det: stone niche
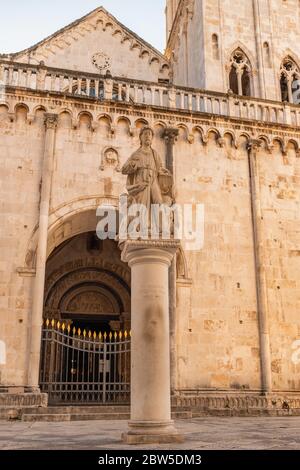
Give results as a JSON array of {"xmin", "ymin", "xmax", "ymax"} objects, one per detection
[{"xmin": 100, "ymin": 147, "xmax": 121, "ymax": 171}]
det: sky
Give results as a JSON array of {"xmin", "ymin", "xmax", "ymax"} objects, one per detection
[{"xmin": 0, "ymin": 0, "xmax": 166, "ymax": 54}]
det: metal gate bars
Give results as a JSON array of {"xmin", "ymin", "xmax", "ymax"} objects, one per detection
[{"xmin": 39, "ymin": 320, "xmax": 131, "ymax": 405}]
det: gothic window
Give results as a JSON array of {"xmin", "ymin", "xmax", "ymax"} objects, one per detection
[
  {"xmin": 280, "ymin": 57, "xmax": 300, "ymax": 104},
  {"xmin": 212, "ymin": 34, "xmax": 220, "ymax": 60},
  {"xmin": 229, "ymin": 49, "xmax": 252, "ymax": 96}
]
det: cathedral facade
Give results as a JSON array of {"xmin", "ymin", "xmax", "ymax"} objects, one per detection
[{"xmin": 1, "ymin": 0, "xmax": 300, "ymax": 416}]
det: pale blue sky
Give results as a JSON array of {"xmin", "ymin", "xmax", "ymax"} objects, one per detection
[{"xmin": 0, "ymin": 0, "xmax": 166, "ymax": 54}]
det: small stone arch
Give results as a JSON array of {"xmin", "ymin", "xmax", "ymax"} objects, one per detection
[
  {"xmin": 258, "ymin": 135, "xmax": 271, "ymax": 152},
  {"xmin": 272, "ymin": 137, "xmax": 286, "ymax": 155},
  {"xmin": 205, "ymin": 128, "xmax": 221, "ymax": 146},
  {"xmin": 176, "ymin": 123, "xmax": 189, "ymax": 142},
  {"xmin": 78, "ymin": 111, "xmax": 93, "ymax": 130},
  {"xmin": 135, "ymin": 118, "xmax": 149, "ymax": 129},
  {"xmin": 97, "ymin": 114, "xmax": 112, "ymax": 136},
  {"xmin": 33, "ymin": 106, "xmax": 47, "ymax": 125},
  {"xmin": 116, "ymin": 116, "xmax": 131, "ymax": 136},
  {"xmin": 14, "ymin": 102, "xmax": 29, "ymax": 113},
  {"xmin": 15, "ymin": 104, "xmax": 28, "ymax": 124},
  {"xmin": 287, "ymin": 139, "xmax": 299, "ymax": 153},
  {"xmin": 191, "ymin": 126, "xmax": 205, "ymax": 144},
  {"xmin": 223, "ymin": 131, "xmax": 237, "ymax": 148},
  {"xmin": 58, "ymin": 109, "xmax": 72, "ymax": 128},
  {"xmin": 153, "ymin": 121, "xmax": 166, "ymax": 138}
]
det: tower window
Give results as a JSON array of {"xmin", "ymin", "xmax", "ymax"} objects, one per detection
[
  {"xmin": 212, "ymin": 34, "xmax": 220, "ymax": 60},
  {"xmin": 229, "ymin": 49, "xmax": 252, "ymax": 96},
  {"xmin": 280, "ymin": 57, "xmax": 300, "ymax": 104}
]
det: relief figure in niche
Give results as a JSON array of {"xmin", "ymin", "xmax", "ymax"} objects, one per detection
[{"xmin": 100, "ymin": 147, "xmax": 121, "ymax": 171}]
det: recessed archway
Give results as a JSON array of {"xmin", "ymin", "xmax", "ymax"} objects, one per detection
[{"xmin": 39, "ymin": 208, "xmax": 131, "ymax": 405}]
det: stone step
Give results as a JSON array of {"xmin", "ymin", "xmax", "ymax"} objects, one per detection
[
  {"xmin": 22, "ymin": 412, "xmax": 131, "ymax": 422},
  {"xmin": 23, "ymin": 414, "xmax": 71, "ymax": 422},
  {"xmin": 23, "ymin": 405, "xmax": 130, "ymax": 415},
  {"xmin": 21, "ymin": 409, "xmax": 191, "ymax": 422}
]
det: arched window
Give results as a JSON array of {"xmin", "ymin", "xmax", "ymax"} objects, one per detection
[
  {"xmin": 212, "ymin": 34, "xmax": 220, "ymax": 60},
  {"xmin": 263, "ymin": 42, "xmax": 271, "ymax": 68},
  {"xmin": 280, "ymin": 57, "xmax": 300, "ymax": 104},
  {"xmin": 229, "ymin": 49, "xmax": 252, "ymax": 96}
]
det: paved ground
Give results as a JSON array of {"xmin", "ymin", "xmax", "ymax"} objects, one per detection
[{"xmin": 0, "ymin": 417, "xmax": 300, "ymax": 450}]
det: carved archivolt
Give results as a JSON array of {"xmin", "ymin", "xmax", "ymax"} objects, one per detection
[
  {"xmin": 60, "ymin": 286, "xmax": 120, "ymax": 315},
  {"xmin": 44, "ymin": 263, "xmax": 131, "ymax": 317}
]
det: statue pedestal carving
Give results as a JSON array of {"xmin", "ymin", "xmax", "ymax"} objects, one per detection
[{"xmin": 120, "ymin": 240, "xmax": 183, "ymax": 445}]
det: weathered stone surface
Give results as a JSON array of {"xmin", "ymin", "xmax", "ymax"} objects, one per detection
[
  {"xmin": 0, "ymin": 2, "xmax": 300, "ymax": 404},
  {"xmin": 1, "ymin": 417, "xmax": 300, "ymax": 450}
]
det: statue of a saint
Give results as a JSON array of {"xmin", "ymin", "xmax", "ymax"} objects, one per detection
[{"xmin": 122, "ymin": 127, "xmax": 173, "ymax": 211}]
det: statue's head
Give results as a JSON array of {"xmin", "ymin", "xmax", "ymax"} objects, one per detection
[{"xmin": 139, "ymin": 127, "xmax": 154, "ymax": 147}]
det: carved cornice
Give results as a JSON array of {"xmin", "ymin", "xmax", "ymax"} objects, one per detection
[{"xmin": 3, "ymin": 87, "xmax": 300, "ymax": 147}]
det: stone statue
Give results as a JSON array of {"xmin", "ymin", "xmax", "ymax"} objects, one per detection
[{"xmin": 122, "ymin": 127, "xmax": 174, "ymax": 211}]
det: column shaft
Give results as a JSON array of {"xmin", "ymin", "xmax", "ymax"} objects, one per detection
[
  {"xmin": 248, "ymin": 140, "xmax": 272, "ymax": 393},
  {"xmin": 121, "ymin": 240, "xmax": 182, "ymax": 444},
  {"xmin": 27, "ymin": 114, "xmax": 58, "ymax": 390}
]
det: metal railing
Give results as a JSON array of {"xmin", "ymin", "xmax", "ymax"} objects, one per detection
[
  {"xmin": 1, "ymin": 59, "xmax": 300, "ymax": 126},
  {"xmin": 39, "ymin": 319, "xmax": 131, "ymax": 405}
]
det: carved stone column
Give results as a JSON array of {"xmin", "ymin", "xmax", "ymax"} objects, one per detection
[
  {"xmin": 247, "ymin": 139, "xmax": 272, "ymax": 394},
  {"xmin": 27, "ymin": 114, "xmax": 58, "ymax": 391},
  {"xmin": 236, "ymin": 67, "xmax": 243, "ymax": 96},
  {"xmin": 287, "ymin": 76, "xmax": 293, "ymax": 104},
  {"xmin": 163, "ymin": 127, "xmax": 178, "ymax": 173},
  {"xmin": 120, "ymin": 240, "xmax": 183, "ymax": 445},
  {"xmin": 163, "ymin": 127, "xmax": 179, "ymax": 395}
]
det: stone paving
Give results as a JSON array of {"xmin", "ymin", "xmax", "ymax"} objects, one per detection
[{"xmin": 0, "ymin": 417, "xmax": 300, "ymax": 450}]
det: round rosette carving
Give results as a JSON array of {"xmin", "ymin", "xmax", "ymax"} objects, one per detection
[{"xmin": 92, "ymin": 52, "xmax": 111, "ymax": 72}]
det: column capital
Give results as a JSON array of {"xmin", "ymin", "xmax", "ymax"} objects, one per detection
[
  {"xmin": 247, "ymin": 139, "xmax": 262, "ymax": 153},
  {"xmin": 120, "ymin": 239, "xmax": 180, "ymax": 268},
  {"xmin": 163, "ymin": 127, "xmax": 179, "ymax": 145},
  {"xmin": 44, "ymin": 113, "xmax": 58, "ymax": 130}
]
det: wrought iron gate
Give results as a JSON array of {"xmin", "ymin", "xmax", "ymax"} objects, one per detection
[{"xmin": 39, "ymin": 320, "xmax": 131, "ymax": 405}]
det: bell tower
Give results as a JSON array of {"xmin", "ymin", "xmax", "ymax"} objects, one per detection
[
  {"xmin": 165, "ymin": 0, "xmax": 181, "ymax": 42},
  {"xmin": 166, "ymin": 0, "xmax": 300, "ymax": 103}
]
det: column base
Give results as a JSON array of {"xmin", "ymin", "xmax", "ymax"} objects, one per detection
[{"xmin": 122, "ymin": 421, "xmax": 184, "ymax": 445}]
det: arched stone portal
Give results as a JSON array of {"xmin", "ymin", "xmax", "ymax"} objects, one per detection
[
  {"xmin": 44, "ymin": 233, "xmax": 131, "ymax": 332},
  {"xmin": 38, "ymin": 208, "xmax": 131, "ymax": 405}
]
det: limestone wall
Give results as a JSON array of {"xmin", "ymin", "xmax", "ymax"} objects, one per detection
[
  {"xmin": 0, "ymin": 104, "xmax": 45, "ymax": 387},
  {"xmin": 258, "ymin": 139, "xmax": 300, "ymax": 391},
  {"xmin": 0, "ymin": 91, "xmax": 300, "ymax": 392}
]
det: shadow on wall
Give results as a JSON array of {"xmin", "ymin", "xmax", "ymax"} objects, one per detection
[{"xmin": 0, "ymin": 341, "xmax": 6, "ymax": 365}]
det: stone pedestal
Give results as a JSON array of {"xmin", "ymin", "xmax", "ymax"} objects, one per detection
[{"xmin": 120, "ymin": 240, "xmax": 183, "ymax": 445}]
